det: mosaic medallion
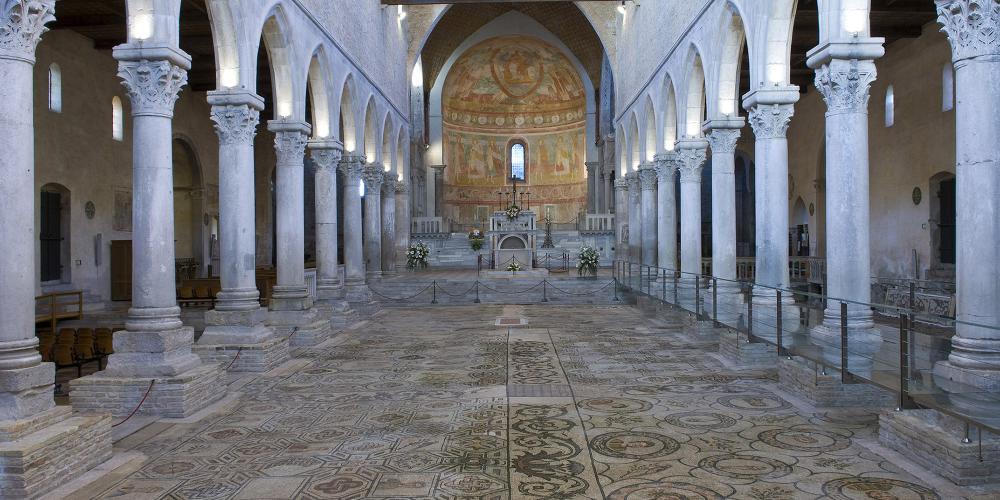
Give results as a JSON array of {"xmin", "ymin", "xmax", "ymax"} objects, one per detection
[
  {"xmin": 697, "ymin": 454, "xmax": 793, "ymax": 480},
  {"xmin": 590, "ymin": 431, "xmax": 681, "ymax": 459},
  {"xmin": 607, "ymin": 481, "xmax": 725, "ymax": 499},
  {"xmin": 756, "ymin": 428, "xmax": 851, "ymax": 453},
  {"xmin": 663, "ymin": 411, "xmax": 738, "ymax": 430},
  {"xmin": 578, "ymin": 397, "xmax": 653, "ymax": 414},
  {"xmin": 822, "ymin": 477, "xmax": 941, "ymax": 500},
  {"xmin": 717, "ymin": 394, "xmax": 792, "ymax": 411}
]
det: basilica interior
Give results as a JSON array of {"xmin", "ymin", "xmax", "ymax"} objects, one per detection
[{"xmin": 1, "ymin": 0, "xmax": 999, "ymax": 498}]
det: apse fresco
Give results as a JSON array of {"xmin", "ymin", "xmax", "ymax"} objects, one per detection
[{"xmin": 442, "ymin": 35, "xmax": 587, "ymax": 223}]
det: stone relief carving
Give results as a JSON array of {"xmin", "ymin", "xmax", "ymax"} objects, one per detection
[
  {"xmin": 814, "ymin": 59, "xmax": 877, "ymax": 114},
  {"xmin": 706, "ymin": 128, "xmax": 740, "ymax": 154},
  {"xmin": 675, "ymin": 148, "xmax": 707, "ymax": 183},
  {"xmin": 273, "ymin": 130, "xmax": 308, "ymax": 165},
  {"xmin": 310, "ymin": 146, "xmax": 344, "ymax": 172},
  {"xmin": 0, "ymin": 0, "xmax": 55, "ymax": 60},
  {"xmin": 748, "ymin": 104, "xmax": 794, "ymax": 139},
  {"xmin": 210, "ymin": 104, "xmax": 260, "ymax": 145},
  {"xmin": 118, "ymin": 59, "xmax": 188, "ymax": 117},
  {"xmin": 936, "ymin": 0, "xmax": 1000, "ymax": 61}
]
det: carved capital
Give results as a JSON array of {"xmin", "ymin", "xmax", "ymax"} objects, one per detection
[
  {"xmin": 614, "ymin": 178, "xmax": 629, "ymax": 191},
  {"xmin": 937, "ymin": 0, "xmax": 1000, "ymax": 61},
  {"xmin": 638, "ymin": 167, "xmax": 658, "ymax": 191},
  {"xmin": 339, "ymin": 155, "xmax": 365, "ymax": 181},
  {"xmin": 625, "ymin": 172, "xmax": 640, "ymax": 192},
  {"xmin": 653, "ymin": 153, "xmax": 677, "ymax": 183},
  {"xmin": 395, "ymin": 181, "xmax": 410, "ymax": 194},
  {"xmin": 748, "ymin": 104, "xmax": 794, "ymax": 139},
  {"xmin": 675, "ymin": 147, "xmax": 707, "ymax": 183},
  {"xmin": 273, "ymin": 130, "xmax": 308, "ymax": 167},
  {"xmin": 118, "ymin": 59, "xmax": 188, "ymax": 117},
  {"xmin": 211, "ymin": 104, "xmax": 259, "ymax": 145},
  {"xmin": 309, "ymin": 143, "xmax": 344, "ymax": 172},
  {"xmin": 0, "ymin": 0, "xmax": 55, "ymax": 62},
  {"xmin": 706, "ymin": 128, "xmax": 740, "ymax": 154},
  {"xmin": 362, "ymin": 163, "xmax": 385, "ymax": 192},
  {"xmin": 814, "ymin": 58, "xmax": 877, "ymax": 115},
  {"xmin": 382, "ymin": 176, "xmax": 398, "ymax": 194}
]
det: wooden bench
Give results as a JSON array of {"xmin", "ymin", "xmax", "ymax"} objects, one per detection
[
  {"xmin": 176, "ymin": 276, "xmax": 276, "ymax": 307},
  {"xmin": 35, "ymin": 291, "xmax": 83, "ymax": 334}
]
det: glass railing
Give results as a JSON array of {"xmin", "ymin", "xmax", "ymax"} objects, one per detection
[{"xmin": 613, "ymin": 259, "xmax": 1000, "ymax": 437}]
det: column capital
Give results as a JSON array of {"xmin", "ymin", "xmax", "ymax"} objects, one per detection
[
  {"xmin": 638, "ymin": 163, "xmax": 658, "ymax": 191},
  {"xmin": 705, "ymin": 127, "xmax": 741, "ymax": 154},
  {"xmin": 748, "ymin": 103, "xmax": 795, "ymax": 139},
  {"xmin": 268, "ymin": 120, "xmax": 310, "ymax": 166},
  {"xmin": 339, "ymin": 155, "xmax": 365, "ymax": 180},
  {"xmin": 653, "ymin": 152, "xmax": 677, "ymax": 182},
  {"xmin": 813, "ymin": 58, "xmax": 878, "ymax": 115},
  {"xmin": 675, "ymin": 138, "xmax": 708, "ymax": 184},
  {"xmin": 0, "ymin": 0, "xmax": 55, "ymax": 63},
  {"xmin": 117, "ymin": 57, "xmax": 189, "ymax": 118},
  {"xmin": 395, "ymin": 181, "xmax": 410, "ymax": 194},
  {"xmin": 585, "ymin": 161, "xmax": 600, "ymax": 175},
  {"xmin": 614, "ymin": 178, "xmax": 629, "ymax": 191},
  {"xmin": 429, "ymin": 164, "xmax": 447, "ymax": 175},
  {"xmin": 362, "ymin": 163, "xmax": 385, "ymax": 191},
  {"xmin": 625, "ymin": 171, "xmax": 640, "ymax": 191},
  {"xmin": 382, "ymin": 174, "xmax": 398, "ymax": 194},
  {"xmin": 309, "ymin": 139, "xmax": 344, "ymax": 172},
  {"xmin": 936, "ymin": 0, "xmax": 1000, "ymax": 62},
  {"xmin": 210, "ymin": 103, "xmax": 260, "ymax": 146}
]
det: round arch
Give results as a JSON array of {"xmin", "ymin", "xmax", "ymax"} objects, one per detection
[
  {"xmin": 306, "ymin": 47, "xmax": 333, "ymax": 139},
  {"xmin": 683, "ymin": 46, "xmax": 707, "ymax": 138},
  {"xmin": 661, "ymin": 75, "xmax": 678, "ymax": 151},
  {"xmin": 337, "ymin": 74, "xmax": 358, "ymax": 152},
  {"xmin": 643, "ymin": 95, "xmax": 656, "ymax": 162},
  {"xmin": 256, "ymin": 6, "xmax": 297, "ymax": 120},
  {"xmin": 362, "ymin": 96, "xmax": 378, "ymax": 162},
  {"xmin": 716, "ymin": 4, "xmax": 748, "ymax": 117}
]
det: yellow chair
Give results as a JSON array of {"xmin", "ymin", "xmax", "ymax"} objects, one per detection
[{"xmin": 57, "ymin": 328, "xmax": 76, "ymax": 345}]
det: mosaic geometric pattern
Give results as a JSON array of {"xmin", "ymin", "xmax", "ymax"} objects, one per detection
[{"xmin": 73, "ymin": 304, "xmax": 991, "ymax": 499}]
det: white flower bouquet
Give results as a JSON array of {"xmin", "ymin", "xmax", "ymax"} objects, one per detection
[
  {"xmin": 577, "ymin": 246, "xmax": 599, "ymax": 277},
  {"xmin": 406, "ymin": 242, "xmax": 430, "ymax": 270},
  {"xmin": 506, "ymin": 261, "xmax": 522, "ymax": 272},
  {"xmin": 505, "ymin": 205, "xmax": 522, "ymax": 220}
]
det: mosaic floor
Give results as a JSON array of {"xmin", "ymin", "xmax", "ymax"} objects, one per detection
[{"xmin": 66, "ymin": 304, "xmax": 993, "ymax": 499}]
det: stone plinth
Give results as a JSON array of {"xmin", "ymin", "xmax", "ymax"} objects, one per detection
[
  {"xmin": 879, "ymin": 409, "xmax": 1000, "ymax": 486},
  {"xmin": 778, "ymin": 356, "xmax": 893, "ymax": 408},
  {"xmin": 719, "ymin": 329, "xmax": 777, "ymax": 368},
  {"xmin": 70, "ymin": 363, "xmax": 224, "ymax": 419},
  {"xmin": 268, "ymin": 308, "xmax": 331, "ymax": 347},
  {"xmin": 0, "ymin": 407, "xmax": 111, "ymax": 499},
  {"xmin": 197, "ymin": 308, "xmax": 289, "ymax": 372}
]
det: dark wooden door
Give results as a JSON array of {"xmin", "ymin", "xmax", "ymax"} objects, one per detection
[
  {"xmin": 40, "ymin": 191, "xmax": 62, "ymax": 282},
  {"xmin": 110, "ymin": 240, "xmax": 132, "ymax": 301},
  {"xmin": 938, "ymin": 179, "xmax": 956, "ymax": 265}
]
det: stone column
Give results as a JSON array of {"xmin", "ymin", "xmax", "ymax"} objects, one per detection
[
  {"xmin": 638, "ymin": 163, "xmax": 658, "ymax": 266},
  {"xmin": 594, "ymin": 164, "xmax": 605, "ymax": 213},
  {"xmin": 626, "ymin": 172, "xmax": 641, "ymax": 262},
  {"xmin": 586, "ymin": 162, "xmax": 600, "ymax": 213},
  {"xmin": 745, "ymin": 89, "xmax": 798, "ymax": 301},
  {"xmin": 430, "ymin": 164, "xmax": 446, "ymax": 218},
  {"xmin": 654, "ymin": 153, "xmax": 678, "ymax": 271},
  {"xmin": 362, "ymin": 163, "xmax": 384, "ymax": 278},
  {"xmin": 73, "ymin": 47, "xmax": 224, "ymax": 417},
  {"xmin": 395, "ymin": 181, "xmax": 411, "ymax": 270},
  {"xmin": 265, "ymin": 120, "xmax": 330, "ymax": 347},
  {"xmin": 807, "ymin": 39, "xmax": 883, "ymax": 344},
  {"xmin": 676, "ymin": 138, "xmax": 708, "ymax": 284},
  {"xmin": 705, "ymin": 118, "xmax": 744, "ymax": 287},
  {"xmin": 605, "ymin": 170, "xmax": 615, "ymax": 214},
  {"xmin": 197, "ymin": 91, "xmax": 285, "ymax": 370},
  {"xmin": 381, "ymin": 175, "xmax": 397, "ymax": 275},
  {"xmin": 613, "ymin": 178, "xmax": 628, "ymax": 260},
  {"xmin": 934, "ymin": 1, "xmax": 1000, "ymax": 389},
  {"xmin": 340, "ymin": 156, "xmax": 369, "ymax": 302},
  {"xmin": 309, "ymin": 139, "xmax": 345, "ymax": 302},
  {"xmin": 1, "ymin": 3, "xmax": 112, "ymax": 496}
]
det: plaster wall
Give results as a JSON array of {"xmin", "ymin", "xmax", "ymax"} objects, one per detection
[{"xmin": 33, "ymin": 30, "xmax": 221, "ymax": 304}]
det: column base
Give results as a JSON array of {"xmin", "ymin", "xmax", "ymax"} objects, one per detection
[
  {"xmin": 879, "ymin": 408, "xmax": 1000, "ymax": 486},
  {"xmin": 317, "ymin": 282, "xmax": 346, "ymax": 301},
  {"xmin": 0, "ymin": 363, "xmax": 55, "ymax": 421},
  {"xmin": 778, "ymin": 357, "xmax": 893, "ymax": 408},
  {"xmin": 0, "ymin": 406, "xmax": 111, "ymax": 499},
  {"xmin": 718, "ymin": 329, "xmax": 777, "ymax": 368},
  {"xmin": 269, "ymin": 285, "xmax": 312, "ymax": 311},
  {"xmin": 809, "ymin": 322, "xmax": 883, "ymax": 371},
  {"xmin": 345, "ymin": 281, "xmax": 372, "ymax": 304},
  {"xmin": 196, "ymin": 309, "xmax": 288, "ymax": 372},
  {"xmin": 268, "ymin": 307, "xmax": 331, "ymax": 348},
  {"xmin": 69, "ymin": 363, "xmax": 225, "ymax": 418},
  {"xmin": 103, "ymin": 326, "xmax": 202, "ymax": 378},
  {"xmin": 935, "ymin": 356, "xmax": 1000, "ymax": 393}
]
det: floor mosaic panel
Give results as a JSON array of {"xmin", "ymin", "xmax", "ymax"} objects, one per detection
[{"xmin": 68, "ymin": 305, "xmax": 997, "ymax": 499}]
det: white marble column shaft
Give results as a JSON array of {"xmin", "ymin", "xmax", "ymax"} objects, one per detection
[
  {"xmin": 586, "ymin": 162, "xmax": 599, "ymax": 213},
  {"xmin": 0, "ymin": 0, "xmax": 56, "ymax": 419},
  {"xmin": 362, "ymin": 164, "xmax": 384, "ymax": 277},
  {"xmin": 809, "ymin": 42, "xmax": 883, "ymax": 331},
  {"xmin": 676, "ymin": 139, "xmax": 708, "ymax": 280},
  {"xmin": 626, "ymin": 172, "xmax": 641, "ymax": 262},
  {"xmin": 638, "ymin": 163, "xmax": 658, "ymax": 267},
  {"xmin": 654, "ymin": 154, "xmax": 678, "ymax": 271},
  {"xmin": 936, "ymin": 1, "xmax": 1000, "ymax": 384},
  {"xmin": 381, "ymin": 176, "xmax": 397, "ymax": 275},
  {"xmin": 267, "ymin": 120, "xmax": 312, "ymax": 311},
  {"xmin": 613, "ymin": 178, "xmax": 628, "ymax": 261},
  {"xmin": 340, "ymin": 156, "xmax": 369, "ymax": 301},
  {"xmin": 705, "ymin": 119, "xmax": 744, "ymax": 284},
  {"xmin": 309, "ymin": 139, "xmax": 344, "ymax": 300},
  {"xmin": 395, "ymin": 182, "xmax": 411, "ymax": 268}
]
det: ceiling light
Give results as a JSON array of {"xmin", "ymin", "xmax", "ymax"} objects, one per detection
[{"xmin": 617, "ymin": 1, "xmax": 626, "ymax": 15}]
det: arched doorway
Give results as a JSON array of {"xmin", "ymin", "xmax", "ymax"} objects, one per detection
[{"xmin": 40, "ymin": 183, "xmax": 71, "ymax": 285}]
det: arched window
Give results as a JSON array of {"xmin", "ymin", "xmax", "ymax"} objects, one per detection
[
  {"xmin": 509, "ymin": 140, "xmax": 527, "ymax": 182},
  {"xmin": 48, "ymin": 63, "xmax": 61, "ymax": 113},
  {"xmin": 884, "ymin": 85, "xmax": 894, "ymax": 128},
  {"xmin": 942, "ymin": 64, "xmax": 954, "ymax": 112},
  {"xmin": 112, "ymin": 96, "xmax": 123, "ymax": 141}
]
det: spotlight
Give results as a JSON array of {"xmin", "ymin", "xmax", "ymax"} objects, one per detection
[{"xmin": 617, "ymin": 1, "xmax": 626, "ymax": 15}]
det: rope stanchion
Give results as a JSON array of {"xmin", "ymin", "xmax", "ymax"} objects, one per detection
[
  {"xmin": 431, "ymin": 281, "xmax": 438, "ymax": 304},
  {"xmin": 224, "ymin": 346, "xmax": 244, "ymax": 371},
  {"xmin": 542, "ymin": 280, "xmax": 548, "ymax": 302},
  {"xmin": 544, "ymin": 279, "xmax": 617, "ymax": 297},
  {"xmin": 477, "ymin": 280, "xmax": 545, "ymax": 294},
  {"xmin": 436, "ymin": 282, "xmax": 478, "ymax": 298},
  {"xmin": 474, "ymin": 281, "xmax": 481, "ymax": 303},
  {"xmin": 111, "ymin": 379, "xmax": 156, "ymax": 428},
  {"xmin": 369, "ymin": 283, "xmax": 434, "ymax": 301}
]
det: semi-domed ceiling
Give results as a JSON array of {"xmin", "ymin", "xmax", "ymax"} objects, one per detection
[{"xmin": 419, "ymin": 2, "xmax": 606, "ymax": 93}]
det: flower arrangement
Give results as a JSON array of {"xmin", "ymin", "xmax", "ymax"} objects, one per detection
[
  {"xmin": 468, "ymin": 229, "xmax": 485, "ymax": 251},
  {"xmin": 578, "ymin": 246, "xmax": 599, "ymax": 277},
  {"xmin": 505, "ymin": 205, "xmax": 522, "ymax": 220},
  {"xmin": 506, "ymin": 261, "xmax": 522, "ymax": 272},
  {"xmin": 406, "ymin": 242, "xmax": 430, "ymax": 270}
]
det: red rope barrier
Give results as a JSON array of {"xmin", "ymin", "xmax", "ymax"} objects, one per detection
[
  {"xmin": 111, "ymin": 379, "xmax": 155, "ymax": 428},
  {"xmin": 224, "ymin": 346, "xmax": 244, "ymax": 371}
]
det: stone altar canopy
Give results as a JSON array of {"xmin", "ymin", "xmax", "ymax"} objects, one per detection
[{"xmin": 490, "ymin": 209, "xmax": 537, "ymax": 269}]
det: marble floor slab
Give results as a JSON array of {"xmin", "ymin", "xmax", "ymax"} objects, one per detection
[{"xmin": 64, "ymin": 304, "xmax": 998, "ymax": 499}]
